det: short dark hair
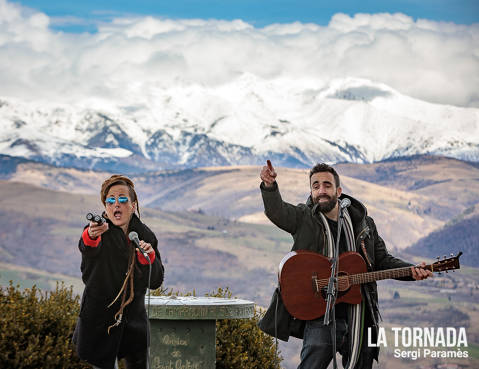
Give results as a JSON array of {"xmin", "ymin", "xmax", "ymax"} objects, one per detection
[{"xmin": 309, "ymin": 163, "xmax": 340, "ymax": 188}]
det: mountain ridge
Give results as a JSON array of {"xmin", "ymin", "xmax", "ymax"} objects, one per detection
[{"xmin": 1, "ymin": 76, "xmax": 478, "ymax": 173}]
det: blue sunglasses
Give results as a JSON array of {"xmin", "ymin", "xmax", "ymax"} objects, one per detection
[{"xmin": 106, "ymin": 196, "xmax": 129, "ymax": 205}]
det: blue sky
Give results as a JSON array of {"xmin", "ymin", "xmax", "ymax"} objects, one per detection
[{"xmin": 11, "ymin": 0, "xmax": 479, "ymax": 33}]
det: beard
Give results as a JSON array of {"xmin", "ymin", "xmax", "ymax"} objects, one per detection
[{"xmin": 313, "ymin": 193, "xmax": 338, "ymax": 214}]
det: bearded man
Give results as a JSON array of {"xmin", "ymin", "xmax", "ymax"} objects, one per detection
[{"xmin": 258, "ymin": 161, "xmax": 431, "ymax": 369}]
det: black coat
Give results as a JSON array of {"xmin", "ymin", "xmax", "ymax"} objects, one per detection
[
  {"xmin": 73, "ymin": 214, "xmax": 164, "ymax": 368},
  {"xmin": 258, "ymin": 182, "xmax": 413, "ymax": 347}
]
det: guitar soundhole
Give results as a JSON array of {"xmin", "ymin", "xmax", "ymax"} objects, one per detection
[
  {"xmin": 319, "ymin": 272, "xmax": 351, "ymax": 300},
  {"xmin": 337, "ymin": 272, "xmax": 351, "ymax": 292}
]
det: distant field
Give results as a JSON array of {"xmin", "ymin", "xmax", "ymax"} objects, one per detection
[{"xmin": 0, "ymin": 262, "xmax": 83, "ymax": 294}]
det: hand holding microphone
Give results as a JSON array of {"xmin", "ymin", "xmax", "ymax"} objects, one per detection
[{"xmin": 129, "ymin": 232, "xmax": 153, "ymax": 262}]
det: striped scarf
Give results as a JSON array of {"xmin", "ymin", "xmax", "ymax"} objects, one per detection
[{"xmin": 317, "ymin": 201, "xmax": 363, "ymax": 369}]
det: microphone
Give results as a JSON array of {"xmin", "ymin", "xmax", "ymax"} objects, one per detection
[
  {"xmin": 340, "ymin": 198, "xmax": 351, "ymax": 209},
  {"xmin": 128, "ymin": 231, "xmax": 150, "ymax": 261}
]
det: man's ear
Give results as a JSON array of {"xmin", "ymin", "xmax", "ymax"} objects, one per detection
[{"xmin": 337, "ymin": 186, "xmax": 342, "ymax": 197}]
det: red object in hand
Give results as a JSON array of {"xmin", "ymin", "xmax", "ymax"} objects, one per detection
[{"xmin": 82, "ymin": 227, "xmax": 101, "ymax": 248}]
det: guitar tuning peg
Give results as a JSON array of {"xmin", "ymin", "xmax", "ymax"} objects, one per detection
[
  {"xmin": 438, "ymin": 272, "xmax": 442, "ymax": 276},
  {"xmin": 443, "ymin": 255, "xmax": 447, "ymax": 259},
  {"xmin": 450, "ymin": 253, "xmax": 454, "ymax": 257},
  {"xmin": 445, "ymin": 270, "xmax": 448, "ymax": 273},
  {"xmin": 436, "ymin": 256, "xmax": 440, "ymax": 261}
]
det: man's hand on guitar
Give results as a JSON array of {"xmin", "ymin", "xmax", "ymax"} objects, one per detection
[
  {"xmin": 411, "ymin": 262, "xmax": 433, "ymax": 280},
  {"xmin": 260, "ymin": 160, "xmax": 277, "ymax": 188}
]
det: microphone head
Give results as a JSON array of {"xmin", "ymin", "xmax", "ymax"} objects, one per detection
[
  {"xmin": 128, "ymin": 231, "xmax": 139, "ymax": 243},
  {"xmin": 340, "ymin": 198, "xmax": 351, "ymax": 209}
]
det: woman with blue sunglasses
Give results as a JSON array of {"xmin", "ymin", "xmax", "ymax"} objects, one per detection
[{"xmin": 73, "ymin": 174, "xmax": 165, "ymax": 369}]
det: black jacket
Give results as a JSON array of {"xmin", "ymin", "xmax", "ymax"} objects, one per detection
[
  {"xmin": 258, "ymin": 182, "xmax": 413, "ymax": 344},
  {"xmin": 73, "ymin": 214, "xmax": 164, "ymax": 368}
]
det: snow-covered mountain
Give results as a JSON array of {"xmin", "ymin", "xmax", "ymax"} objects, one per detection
[{"xmin": 1, "ymin": 75, "xmax": 478, "ymax": 172}]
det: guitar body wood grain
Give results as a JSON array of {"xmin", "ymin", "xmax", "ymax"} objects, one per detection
[{"xmin": 279, "ymin": 250, "xmax": 367, "ymax": 320}]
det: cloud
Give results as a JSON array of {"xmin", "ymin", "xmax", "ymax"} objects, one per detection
[{"xmin": 0, "ymin": 0, "xmax": 478, "ymax": 107}]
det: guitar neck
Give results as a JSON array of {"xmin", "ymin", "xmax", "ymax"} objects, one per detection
[{"xmin": 349, "ymin": 266, "xmax": 419, "ymax": 285}]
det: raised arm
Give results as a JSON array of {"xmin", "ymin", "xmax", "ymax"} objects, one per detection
[{"xmin": 260, "ymin": 160, "xmax": 305, "ymax": 235}]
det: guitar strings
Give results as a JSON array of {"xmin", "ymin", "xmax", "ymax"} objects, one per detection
[{"xmin": 313, "ymin": 267, "xmax": 414, "ymax": 291}]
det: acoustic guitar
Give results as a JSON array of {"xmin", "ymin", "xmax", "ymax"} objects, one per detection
[{"xmin": 278, "ymin": 250, "xmax": 462, "ymax": 320}]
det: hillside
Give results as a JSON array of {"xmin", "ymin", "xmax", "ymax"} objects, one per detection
[
  {"xmin": 0, "ymin": 262, "xmax": 83, "ymax": 294},
  {"xmin": 406, "ymin": 205, "xmax": 479, "ymax": 267},
  {"xmin": 3, "ymin": 155, "xmax": 479, "ymax": 251},
  {"xmin": 0, "ymin": 161, "xmax": 443, "ymax": 250},
  {"xmin": 336, "ymin": 155, "xmax": 479, "ymax": 220},
  {"xmin": 2, "ymin": 155, "xmax": 479, "ymax": 294}
]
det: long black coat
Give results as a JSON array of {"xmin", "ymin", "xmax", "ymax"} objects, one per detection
[
  {"xmin": 73, "ymin": 214, "xmax": 164, "ymax": 368},
  {"xmin": 258, "ymin": 182, "xmax": 413, "ymax": 352}
]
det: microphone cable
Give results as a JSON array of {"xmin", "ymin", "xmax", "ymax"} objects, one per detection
[
  {"xmin": 129, "ymin": 231, "xmax": 152, "ymax": 369},
  {"xmin": 140, "ymin": 249, "xmax": 152, "ymax": 369}
]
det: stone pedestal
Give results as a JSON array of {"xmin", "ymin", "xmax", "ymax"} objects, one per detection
[{"xmin": 147, "ymin": 295, "xmax": 254, "ymax": 369}]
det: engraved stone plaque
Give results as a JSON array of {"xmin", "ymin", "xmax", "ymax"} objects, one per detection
[
  {"xmin": 150, "ymin": 320, "xmax": 215, "ymax": 369},
  {"xmin": 147, "ymin": 296, "xmax": 254, "ymax": 369}
]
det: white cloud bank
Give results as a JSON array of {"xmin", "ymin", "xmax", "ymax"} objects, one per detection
[{"xmin": 0, "ymin": 0, "xmax": 478, "ymax": 107}]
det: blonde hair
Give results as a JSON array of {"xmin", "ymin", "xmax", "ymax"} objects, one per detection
[{"xmin": 100, "ymin": 174, "xmax": 140, "ymax": 219}]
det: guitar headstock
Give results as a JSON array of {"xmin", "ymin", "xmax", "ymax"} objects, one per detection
[{"xmin": 429, "ymin": 252, "xmax": 462, "ymax": 273}]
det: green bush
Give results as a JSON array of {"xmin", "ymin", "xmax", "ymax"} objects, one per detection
[
  {"xmin": 0, "ymin": 281, "xmax": 88, "ymax": 369},
  {"xmin": 1, "ymin": 283, "xmax": 282, "ymax": 368},
  {"xmin": 208, "ymin": 287, "xmax": 282, "ymax": 369}
]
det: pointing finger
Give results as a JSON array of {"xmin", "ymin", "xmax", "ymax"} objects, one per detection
[{"xmin": 266, "ymin": 160, "xmax": 277, "ymax": 178}]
